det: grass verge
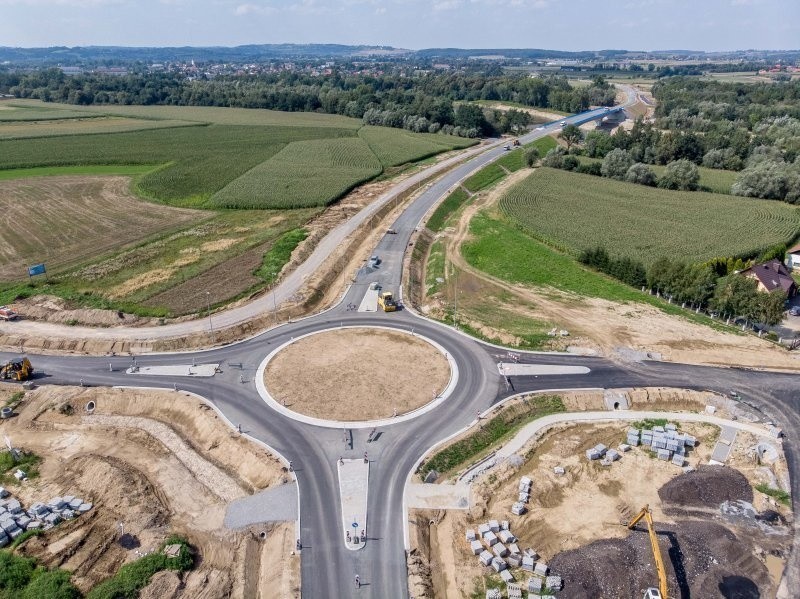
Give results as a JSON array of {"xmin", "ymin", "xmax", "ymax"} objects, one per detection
[
  {"xmin": 86, "ymin": 535, "xmax": 194, "ymax": 599},
  {"xmin": 0, "ymin": 449, "xmax": 41, "ymax": 485},
  {"xmin": 427, "ymin": 188, "xmax": 470, "ymax": 232},
  {"xmin": 256, "ymin": 228, "xmax": 308, "ymax": 284},
  {"xmin": 419, "ymin": 394, "xmax": 565, "ymax": 477},
  {"xmin": 755, "ymin": 483, "xmax": 791, "ymax": 507}
]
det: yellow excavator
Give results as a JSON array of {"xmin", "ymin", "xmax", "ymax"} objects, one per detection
[
  {"xmin": 0, "ymin": 357, "xmax": 33, "ymax": 381},
  {"xmin": 628, "ymin": 504, "xmax": 668, "ymax": 599}
]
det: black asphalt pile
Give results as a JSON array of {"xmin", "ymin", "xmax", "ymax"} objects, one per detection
[
  {"xmin": 658, "ymin": 465, "xmax": 753, "ymax": 508},
  {"xmin": 549, "ymin": 521, "xmax": 769, "ymax": 598}
]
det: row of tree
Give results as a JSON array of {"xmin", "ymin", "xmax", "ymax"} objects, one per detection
[
  {"xmin": 542, "ymin": 144, "xmax": 701, "ymax": 191},
  {"xmin": 553, "ymin": 114, "xmax": 800, "ymax": 202},
  {"xmin": 0, "ymin": 69, "xmax": 612, "ymax": 138},
  {"xmin": 579, "ymin": 247, "xmax": 788, "ymax": 326}
]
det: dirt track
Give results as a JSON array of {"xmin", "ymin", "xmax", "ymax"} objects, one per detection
[{"xmin": 264, "ymin": 327, "xmax": 450, "ymax": 420}]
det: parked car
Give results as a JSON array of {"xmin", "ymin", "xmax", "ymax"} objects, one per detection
[{"xmin": 790, "ymin": 306, "xmax": 800, "ymax": 316}]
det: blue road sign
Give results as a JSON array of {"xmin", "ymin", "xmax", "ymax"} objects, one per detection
[{"xmin": 28, "ymin": 263, "xmax": 46, "ymax": 277}]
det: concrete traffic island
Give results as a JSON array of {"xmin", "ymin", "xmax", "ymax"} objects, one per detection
[
  {"xmin": 126, "ymin": 363, "xmax": 219, "ymax": 377},
  {"xmin": 260, "ymin": 326, "xmax": 454, "ymax": 425},
  {"xmin": 338, "ymin": 458, "xmax": 369, "ymax": 550}
]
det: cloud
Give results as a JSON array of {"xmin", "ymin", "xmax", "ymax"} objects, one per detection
[
  {"xmin": 433, "ymin": 0, "xmax": 462, "ymax": 11},
  {"xmin": 0, "ymin": 0, "xmax": 124, "ymax": 5},
  {"xmin": 234, "ymin": 2, "xmax": 275, "ymax": 15}
]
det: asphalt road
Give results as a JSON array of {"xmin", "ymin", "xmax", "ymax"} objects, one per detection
[{"xmin": 5, "ymin": 87, "xmax": 799, "ymax": 598}]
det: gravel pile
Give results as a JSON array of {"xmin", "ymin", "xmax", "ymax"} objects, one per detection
[{"xmin": 658, "ymin": 465, "xmax": 753, "ymax": 508}]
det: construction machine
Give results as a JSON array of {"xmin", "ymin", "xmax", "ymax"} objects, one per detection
[
  {"xmin": 378, "ymin": 291, "xmax": 397, "ymax": 312},
  {"xmin": 513, "ymin": 139, "xmax": 521, "ymax": 147},
  {"xmin": 628, "ymin": 504, "xmax": 668, "ymax": 599},
  {"xmin": 0, "ymin": 358, "xmax": 33, "ymax": 381}
]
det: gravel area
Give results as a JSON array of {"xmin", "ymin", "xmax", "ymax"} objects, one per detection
[
  {"xmin": 84, "ymin": 414, "xmax": 245, "ymax": 502},
  {"xmin": 224, "ymin": 483, "xmax": 298, "ymax": 528}
]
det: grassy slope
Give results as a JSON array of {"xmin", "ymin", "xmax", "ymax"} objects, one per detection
[{"xmin": 500, "ymin": 167, "xmax": 800, "ymax": 264}]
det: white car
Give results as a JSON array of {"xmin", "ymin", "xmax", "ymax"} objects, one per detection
[{"xmin": 535, "ymin": 126, "xmax": 544, "ymax": 131}]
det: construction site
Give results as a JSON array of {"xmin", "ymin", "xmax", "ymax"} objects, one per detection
[
  {"xmin": 408, "ymin": 388, "xmax": 793, "ymax": 598},
  {"xmin": 0, "ymin": 382, "xmax": 300, "ymax": 598}
]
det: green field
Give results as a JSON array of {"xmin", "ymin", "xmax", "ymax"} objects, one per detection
[
  {"xmin": 0, "ymin": 102, "xmax": 477, "ymax": 315},
  {"xmin": 0, "ymin": 100, "xmax": 475, "ymax": 209},
  {"xmin": 359, "ymin": 125, "xmax": 474, "ymax": 167},
  {"xmin": 499, "ymin": 168, "xmax": 800, "ymax": 264}
]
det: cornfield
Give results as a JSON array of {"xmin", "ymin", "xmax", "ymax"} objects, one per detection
[{"xmin": 500, "ymin": 167, "xmax": 800, "ymax": 265}]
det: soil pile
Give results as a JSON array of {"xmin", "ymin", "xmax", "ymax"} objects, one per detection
[
  {"xmin": 549, "ymin": 521, "xmax": 769, "ymax": 599},
  {"xmin": 659, "ymin": 466, "xmax": 753, "ymax": 508}
]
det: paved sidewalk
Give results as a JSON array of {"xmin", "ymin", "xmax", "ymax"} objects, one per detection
[
  {"xmin": 224, "ymin": 483, "xmax": 298, "ymax": 529},
  {"xmin": 496, "ymin": 410, "xmax": 777, "ymax": 460},
  {"xmin": 358, "ymin": 288, "xmax": 379, "ymax": 312},
  {"xmin": 338, "ymin": 458, "xmax": 369, "ymax": 550},
  {"xmin": 405, "ymin": 482, "xmax": 470, "ymax": 509},
  {"xmin": 498, "ymin": 363, "xmax": 590, "ymax": 376}
]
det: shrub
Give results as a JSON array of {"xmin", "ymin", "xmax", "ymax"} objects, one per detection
[
  {"xmin": 659, "ymin": 159, "xmax": 700, "ymax": 191},
  {"xmin": 561, "ymin": 155, "xmax": 579, "ymax": 171},
  {"xmin": 601, "ymin": 148, "xmax": 633, "ymax": 180},
  {"xmin": 576, "ymin": 161, "xmax": 602, "ymax": 176},
  {"xmin": 624, "ymin": 162, "xmax": 658, "ymax": 186},
  {"xmin": 524, "ymin": 147, "xmax": 540, "ymax": 167},
  {"xmin": 541, "ymin": 147, "xmax": 566, "ymax": 169},
  {"xmin": 21, "ymin": 569, "xmax": 79, "ymax": 599}
]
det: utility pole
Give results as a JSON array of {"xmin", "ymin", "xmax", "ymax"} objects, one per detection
[
  {"xmin": 271, "ymin": 273, "xmax": 278, "ymax": 325},
  {"xmin": 453, "ymin": 268, "xmax": 459, "ymax": 330},
  {"xmin": 206, "ymin": 291, "xmax": 214, "ymax": 341}
]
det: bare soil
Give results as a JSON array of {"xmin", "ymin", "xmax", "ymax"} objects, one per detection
[
  {"xmin": 0, "ymin": 176, "xmax": 204, "ymax": 281},
  {"xmin": 408, "ymin": 397, "xmax": 792, "ymax": 598},
  {"xmin": 0, "ymin": 384, "xmax": 298, "ymax": 598},
  {"xmin": 264, "ymin": 327, "xmax": 450, "ymax": 421},
  {"xmin": 418, "ymin": 167, "xmax": 800, "ymax": 371}
]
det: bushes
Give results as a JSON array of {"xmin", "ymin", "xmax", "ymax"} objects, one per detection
[
  {"xmin": 601, "ymin": 148, "xmax": 633, "ymax": 180},
  {"xmin": 0, "ymin": 551, "xmax": 78, "ymax": 599},
  {"xmin": 86, "ymin": 535, "xmax": 194, "ymax": 599},
  {"xmin": 659, "ymin": 159, "xmax": 700, "ymax": 191},
  {"xmin": 579, "ymin": 247, "xmax": 647, "ymax": 288},
  {"xmin": 624, "ymin": 162, "xmax": 657, "ymax": 186}
]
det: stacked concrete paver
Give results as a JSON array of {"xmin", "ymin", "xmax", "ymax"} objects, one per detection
[
  {"xmin": 0, "ymin": 489, "xmax": 92, "ymax": 548},
  {"xmin": 469, "ymin": 476, "xmax": 564, "ymax": 596}
]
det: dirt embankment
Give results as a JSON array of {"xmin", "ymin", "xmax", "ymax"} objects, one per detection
[{"xmin": 0, "ymin": 384, "xmax": 299, "ymax": 598}]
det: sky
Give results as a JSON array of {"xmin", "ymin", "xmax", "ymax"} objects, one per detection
[{"xmin": 1, "ymin": 0, "xmax": 798, "ymax": 51}]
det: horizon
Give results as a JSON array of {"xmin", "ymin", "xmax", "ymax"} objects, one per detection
[{"xmin": 2, "ymin": 0, "xmax": 798, "ymax": 53}]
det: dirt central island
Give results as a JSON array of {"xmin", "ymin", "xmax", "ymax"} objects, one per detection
[{"xmin": 264, "ymin": 327, "xmax": 451, "ymax": 421}]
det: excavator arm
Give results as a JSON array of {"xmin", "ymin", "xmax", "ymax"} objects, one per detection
[{"xmin": 628, "ymin": 505, "xmax": 668, "ymax": 599}]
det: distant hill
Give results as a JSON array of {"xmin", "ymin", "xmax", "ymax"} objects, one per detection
[
  {"xmin": 1, "ymin": 44, "xmax": 797, "ymax": 66},
  {"xmin": 0, "ymin": 44, "xmax": 411, "ymax": 65}
]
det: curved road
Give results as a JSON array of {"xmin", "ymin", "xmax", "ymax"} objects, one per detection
[{"xmin": 4, "ymin": 88, "xmax": 799, "ymax": 597}]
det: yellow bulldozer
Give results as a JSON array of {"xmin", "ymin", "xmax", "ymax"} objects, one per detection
[{"xmin": 0, "ymin": 358, "xmax": 33, "ymax": 381}]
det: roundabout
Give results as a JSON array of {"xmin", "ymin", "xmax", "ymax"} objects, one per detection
[{"xmin": 256, "ymin": 325, "xmax": 459, "ymax": 428}]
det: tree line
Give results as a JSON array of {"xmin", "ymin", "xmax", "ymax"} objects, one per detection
[
  {"xmin": 580, "ymin": 246, "xmax": 789, "ymax": 327},
  {"xmin": 535, "ymin": 77, "xmax": 800, "ymax": 202},
  {"xmin": 0, "ymin": 69, "xmax": 615, "ymax": 138}
]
